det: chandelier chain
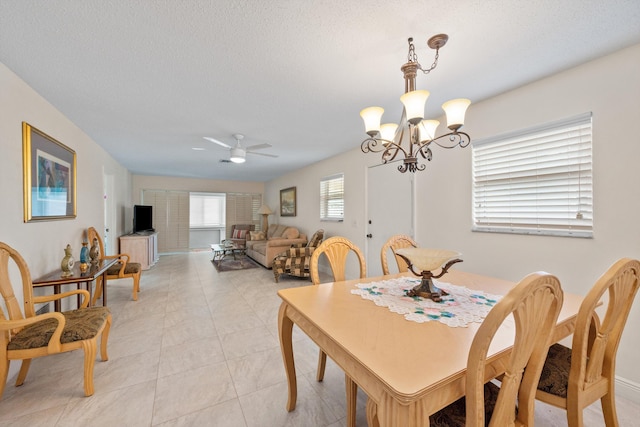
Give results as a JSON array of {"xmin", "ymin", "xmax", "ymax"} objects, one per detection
[{"xmin": 407, "ymin": 37, "xmax": 441, "ymax": 75}]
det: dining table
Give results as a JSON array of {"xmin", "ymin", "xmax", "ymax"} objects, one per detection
[{"xmin": 277, "ymin": 269, "xmax": 584, "ymax": 427}]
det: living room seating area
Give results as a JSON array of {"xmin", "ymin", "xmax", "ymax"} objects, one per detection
[{"xmin": 245, "ymin": 224, "xmax": 307, "ymax": 268}]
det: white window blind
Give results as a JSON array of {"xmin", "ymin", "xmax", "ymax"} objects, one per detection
[
  {"xmin": 320, "ymin": 173, "xmax": 344, "ymax": 221},
  {"xmin": 225, "ymin": 193, "xmax": 262, "ymax": 236},
  {"xmin": 142, "ymin": 190, "xmax": 190, "ymax": 252},
  {"xmin": 189, "ymin": 192, "xmax": 225, "ymax": 228},
  {"xmin": 472, "ymin": 112, "xmax": 593, "ymax": 237}
]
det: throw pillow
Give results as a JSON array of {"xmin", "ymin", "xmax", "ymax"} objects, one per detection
[
  {"xmin": 249, "ymin": 231, "xmax": 266, "ymax": 240},
  {"xmin": 283, "ymin": 228, "xmax": 300, "ymax": 239},
  {"xmin": 232, "ymin": 229, "xmax": 248, "ymax": 239}
]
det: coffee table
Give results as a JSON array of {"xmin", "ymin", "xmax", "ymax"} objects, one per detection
[{"xmin": 211, "ymin": 242, "xmax": 245, "ymax": 265}]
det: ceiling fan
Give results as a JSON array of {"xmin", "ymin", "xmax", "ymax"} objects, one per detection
[{"xmin": 203, "ymin": 133, "xmax": 278, "ymax": 164}]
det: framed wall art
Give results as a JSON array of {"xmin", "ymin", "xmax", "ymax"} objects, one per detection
[
  {"xmin": 22, "ymin": 122, "xmax": 77, "ymax": 222},
  {"xmin": 280, "ymin": 186, "xmax": 296, "ymax": 217}
]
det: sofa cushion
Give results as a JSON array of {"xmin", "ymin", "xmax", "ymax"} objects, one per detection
[
  {"xmin": 283, "ymin": 228, "xmax": 300, "ymax": 239},
  {"xmin": 249, "ymin": 231, "xmax": 266, "ymax": 240},
  {"xmin": 232, "ymin": 229, "xmax": 248, "ymax": 239},
  {"xmin": 268, "ymin": 224, "xmax": 288, "ymax": 239}
]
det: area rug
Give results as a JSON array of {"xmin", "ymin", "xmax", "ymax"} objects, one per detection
[{"xmin": 212, "ymin": 255, "xmax": 261, "ymax": 272}]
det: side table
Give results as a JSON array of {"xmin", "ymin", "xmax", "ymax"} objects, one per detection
[{"xmin": 32, "ymin": 258, "xmax": 118, "ymax": 311}]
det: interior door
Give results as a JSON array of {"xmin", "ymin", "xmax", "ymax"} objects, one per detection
[
  {"xmin": 366, "ymin": 162, "xmax": 415, "ymax": 277},
  {"xmin": 102, "ymin": 171, "xmax": 116, "ymax": 255}
]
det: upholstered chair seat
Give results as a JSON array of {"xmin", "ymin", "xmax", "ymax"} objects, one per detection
[{"xmin": 7, "ymin": 307, "xmax": 111, "ymax": 351}]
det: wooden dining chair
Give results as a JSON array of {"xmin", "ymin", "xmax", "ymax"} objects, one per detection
[
  {"xmin": 380, "ymin": 234, "xmax": 418, "ymax": 275},
  {"xmin": 0, "ymin": 242, "xmax": 111, "ymax": 398},
  {"xmin": 535, "ymin": 258, "xmax": 640, "ymax": 427},
  {"xmin": 310, "ymin": 236, "xmax": 366, "ymax": 427},
  {"xmin": 88, "ymin": 227, "xmax": 142, "ymax": 303},
  {"xmin": 426, "ymin": 272, "xmax": 564, "ymax": 427}
]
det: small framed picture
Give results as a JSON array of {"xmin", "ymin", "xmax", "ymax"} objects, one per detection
[
  {"xmin": 22, "ymin": 122, "xmax": 77, "ymax": 222},
  {"xmin": 280, "ymin": 186, "xmax": 296, "ymax": 217}
]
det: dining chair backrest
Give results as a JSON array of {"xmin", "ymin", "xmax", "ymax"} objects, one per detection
[
  {"xmin": 535, "ymin": 258, "xmax": 640, "ymax": 426},
  {"xmin": 310, "ymin": 236, "xmax": 366, "ymax": 285},
  {"xmin": 380, "ymin": 234, "xmax": 418, "ymax": 275},
  {"xmin": 466, "ymin": 272, "xmax": 563, "ymax": 427}
]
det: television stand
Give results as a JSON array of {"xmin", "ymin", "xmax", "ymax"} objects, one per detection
[{"xmin": 120, "ymin": 232, "xmax": 158, "ymax": 270}]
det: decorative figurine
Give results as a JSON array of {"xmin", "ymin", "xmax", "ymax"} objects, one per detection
[
  {"xmin": 79, "ymin": 241, "xmax": 89, "ymax": 272},
  {"xmin": 61, "ymin": 244, "xmax": 75, "ymax": 277},
  {"xmin": 89, "ymin": 237, "xmax": 100, "ymax": 263}
]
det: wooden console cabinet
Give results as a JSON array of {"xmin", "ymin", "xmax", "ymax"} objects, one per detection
[{"xmin": 119, "ymin": 232, "xmax": 158, "ymax": 270}]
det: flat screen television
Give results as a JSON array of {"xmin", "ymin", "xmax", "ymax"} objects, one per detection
[{"xmin": 133, "ymin": 205, "xmax": 154, "ymax": 233}]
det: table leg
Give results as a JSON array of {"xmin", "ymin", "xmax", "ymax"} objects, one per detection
[
  {"xmin": 366, "ymin": 399, "xmax": 379, "ymax": 427},
  {"xmin": 278, "ymin": 302, "xmax": 297, "ymax": 411},
  {"xmin": 376, "ymin": 393, "xmax": 415, "ymax": 427},
  {"xmin": 54, "ymin": 284, "xmax": 61, "ymax": 312},
  {"xmin": 102, "ymin": 271, "xmax": 108, "ymax": 307},
  {"xmin": 86, "ymin": 280, "xmax": 93, "ymax": 307}
]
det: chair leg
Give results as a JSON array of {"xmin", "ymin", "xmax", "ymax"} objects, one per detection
[
  {"xmin": 316, "ymin": 349, "xmax": 327, "ymax": 382},
  {"xmin": 82, "ymin": 339, "xmax": 97, "ymax": 396},
  {"xmin": 274, "ymin": 271, "xmax": 280, "ymax": 283},
  {"xmin": 100, "ymin": 315, "xmax": 112, "ymax": 361},
  {"xmin": 15, "ymin": 359, "xmax": 31, "ymax": 386},
  {"xmin": 132, "ymin": 273, "xmax": 140, "ymax": 301},
  {"xmin": 0, "ymin": 358, "xmax": 8, "ymax": 397},
  {"xmin": 601, "ymin": 390, "xmax": 619, "ymax": 427},
  {"xmin": 346, "ymin": 374, "xmax": 358, "ymax": 427},
  {"xmin": 566, "ymin": 400, "xmax": 585, "ymax": 427}
]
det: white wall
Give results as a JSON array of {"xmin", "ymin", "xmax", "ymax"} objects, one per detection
[
  {"xmin": 265, "ymin": 43, "xmax": 640, "ymax": 400},
  {"xmin": 0, "ymin": 62, "xmax": 132, "ymax": 380}
]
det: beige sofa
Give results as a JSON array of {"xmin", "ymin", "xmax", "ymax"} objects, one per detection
[{"xmin": 245, "ymin": 224, "xmax": 307, "ymax": 268}]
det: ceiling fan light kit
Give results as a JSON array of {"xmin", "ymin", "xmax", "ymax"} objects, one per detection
[
  {"xmin": 360, "ymin": 34, "xmax": 472, "ymax": 173},
  {"xmin": 230, "ymin": 147, "xmax": 246, "ymax": 163}
]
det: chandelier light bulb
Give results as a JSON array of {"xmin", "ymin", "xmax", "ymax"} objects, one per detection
[
  {"xmin": 379, "ymin": 123, "xmax": 398, "ymax": 144},
  {"xmin": 418, "ymin": 119, "xmax": 440, "ymax": 142},
  {"xmin": 400, "ymin": 90, "xmax": 430, "ymax": 125},
  {"xmin": 442, "ymin": 98, "xmax": 471, "ymax": 131},
  {"xmin": 360, "ymin": 106, "xmax": 385, "ymax": 137}
]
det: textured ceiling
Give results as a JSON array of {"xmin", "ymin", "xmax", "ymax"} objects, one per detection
[{"xmin": 1, "ymin": 0, "xmax": 640, "ymax": 182}]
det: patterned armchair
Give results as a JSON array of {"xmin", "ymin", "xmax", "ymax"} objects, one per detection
[{"xmin": 272, "ymin": 229, "xmax": 324, "ymax": 283}]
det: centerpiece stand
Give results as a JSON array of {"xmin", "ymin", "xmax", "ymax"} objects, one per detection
[{"xmin": 394, "ymin": 248, "xmax": 463, "ymax": 302}]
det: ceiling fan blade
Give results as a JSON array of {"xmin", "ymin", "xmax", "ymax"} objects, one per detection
[
  {"xmin": 244, "ymin": 143, "xmax": 272, "ymax": 151},
  {"xmin": 203, "ymin": 137, "xmax": 232, "ymax": 149},
  {"xmin": 247, "ymin": 151, "xmax": 278, "ymax": 158}
]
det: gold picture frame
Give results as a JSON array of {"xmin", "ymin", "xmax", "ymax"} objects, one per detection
[
  {"xmin": 280, "ymin": 186, "xmax": 296, "ymax": 217},
  {"xmin": 22, "ymin": 122, "xmax": 77, "ymax": 222}
]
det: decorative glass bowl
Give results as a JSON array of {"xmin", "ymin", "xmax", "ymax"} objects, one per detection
[{"xmin": 394, "ymin": 248, "xmax": 462, "ymax": 301}]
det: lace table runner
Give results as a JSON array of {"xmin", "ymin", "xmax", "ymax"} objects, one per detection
[{"xmin": 351, "ymin": 276, "xmax": 502, "ymax": 327}]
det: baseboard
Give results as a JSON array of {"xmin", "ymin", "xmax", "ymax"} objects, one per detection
[{"xmin": 616, "ymin": 375, "xmax": 640, "ymax": 404}]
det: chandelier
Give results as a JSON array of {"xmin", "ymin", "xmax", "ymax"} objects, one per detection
[{"xmin": 360, "ymin": 34, "xmax": 471, "ymax": 173}]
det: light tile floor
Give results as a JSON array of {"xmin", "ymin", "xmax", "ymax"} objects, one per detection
[{"xmin": 0, "ymin": 251, "xmax": 638, "ymax": 426}]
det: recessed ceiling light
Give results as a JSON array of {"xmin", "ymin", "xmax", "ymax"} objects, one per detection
[{"xmin": 192, "ymin": 147, "xmax": 205, "ymax": 151}]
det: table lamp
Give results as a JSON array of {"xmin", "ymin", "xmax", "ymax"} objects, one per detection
[{"xmin": 257, "ymin": 205, "xmax": 273, "ymax": 232}]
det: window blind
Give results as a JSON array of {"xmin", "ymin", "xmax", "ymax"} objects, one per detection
[
  {"xmin": 225, "ymin": 193, "xmax": 262, "ymax": 236},
  {"xmin": 472, "ymin": 112, "xmax": 593, "ymax": 237},
  {"xmin": 189, "ymin": 192, "xmax": 225, "ymax": 228},
  {"xmin": 320, "ymin": 173, "xmax": 344, "ymax": 221}
]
